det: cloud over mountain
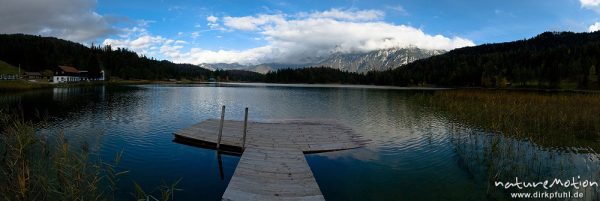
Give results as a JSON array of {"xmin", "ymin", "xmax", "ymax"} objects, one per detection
[{"xmin": 103, "ymin": 9, "xmax": 474, "ymax": 65}]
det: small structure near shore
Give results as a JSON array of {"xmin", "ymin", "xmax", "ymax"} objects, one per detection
[
  {"xmin": 174, "ymin": 106, "xmax": 368, "ymax": 201},
  {"xmin": 53, "ymin": 66, "xmax": 105, "ymax": 83},
  {"xmin": 0, "ymin": 74, "xmax": 18, "ymax": 80}
]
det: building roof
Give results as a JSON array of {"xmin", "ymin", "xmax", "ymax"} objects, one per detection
[{"xmin": 58, "ymin": 66, "xmax": 79, "ymax": 73}]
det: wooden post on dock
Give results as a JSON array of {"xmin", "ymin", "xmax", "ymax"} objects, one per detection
[
  {"xmin": 242, "ymin": 107, "xmax": 248, "ymax": 150},
  {"xmin": 216, "ymin": 105, "xmax": 225, "ymax": 150}
]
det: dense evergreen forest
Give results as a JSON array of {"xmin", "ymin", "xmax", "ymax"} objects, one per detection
[
  {"xmin": 2, "ymin": 31, "xmax": 600, "ymax": 89},
  {"xmin": 389, "ymin": 31, "xmax": 600, "ymax": 88},
  {"xmin": 264, "ymin": 67, "xmax": 367, "ymax": 84},
  {"xmin": 269, "ymin": 31, "xmax": 600, "ymax": 89},
  {"xmin": 0, "ymin": 34, "xmax": 262, "ymax": 81}
]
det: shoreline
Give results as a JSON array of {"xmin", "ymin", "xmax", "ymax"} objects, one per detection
[{"xmin": 3, "ymin": 79, "xmax": 600, "ymax": 94}]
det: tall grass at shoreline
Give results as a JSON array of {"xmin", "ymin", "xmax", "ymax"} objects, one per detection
[
  {"xmin": 423, "ymin": 89, "xmax": 600, "ymax": 149},
  {"xmin": 0, "ymin": 80, "xmax": 53, "ymax": 92},
  {"xmin": 0, "ymin": 113, "xmax": 181, "ymax": 200},
  {"xmin": 0, "ymin": 116, "xmax": 105, "ymax": 200},
  {"xmin": 418, "ymin": 90, "xmax": 600, "ymax": 200}
]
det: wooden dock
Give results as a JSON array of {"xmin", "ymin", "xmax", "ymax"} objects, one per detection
[
  {"xmin": 174, "ymin": 118, "xmax": 367, "ymax": 201},
  {"xmin": 222, "ymin": 147, "xmax": 324, "ymax": 201},
  {"xmin": 174, "ymin": 119, "xmax": 367, "ymax": 152}
]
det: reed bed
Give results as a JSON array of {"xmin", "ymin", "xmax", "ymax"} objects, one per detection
[
  {"xmin": 0, "ymin": 118, "xmax": 104, "ymax": 200},
  {"xmin": 0, "ymin": 113, "xmax": 180, "ymax": 201},
  {"xmin": 0, "ymin": 80, "xmax": 53, "ymax": 92},
  {"xmin": 423, "ymin": 89, "xmax": 600, "ymax": 149},
  {"xmin": 421, "ymin": 89, "xmax": 600, "ymax": 200}
]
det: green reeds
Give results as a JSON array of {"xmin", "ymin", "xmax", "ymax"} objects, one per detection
[
  {"xmin": 423, "ymin": 89, "xmax": 600, "ymax": 150},
  {"xmin": 0, "ymin": 113, "xmax": 181, "ymax": 201},
  {"xmin": 0, "ymin": 116, "xmax": 105, "ymax": 200}
]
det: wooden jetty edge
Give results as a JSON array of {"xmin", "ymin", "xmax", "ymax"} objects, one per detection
[
  {"xmin": 173, "ymin": 108, "xmax": 368, "ymax": 200},
  {"xmin": 174, "ymin": 119, "xmax": 368, "ymax": 153},
  {"xmin": 222, "ymin": 147, "xmax": 324, "ymax": 201}
]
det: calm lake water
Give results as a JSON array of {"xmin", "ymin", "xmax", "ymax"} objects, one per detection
[{"xmin": 2, "ymin": 84, "xmax": 599, "ymax": 200}]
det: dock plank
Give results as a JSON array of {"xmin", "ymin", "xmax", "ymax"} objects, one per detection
[{"xmin": 222, "ymin": 147, "xmax": 325, "ymax": 201}]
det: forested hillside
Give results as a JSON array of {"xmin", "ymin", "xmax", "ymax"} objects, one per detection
[
  {"xmin": 0, "ymin": 34, "xmax": 262, "ymax": 81},
  {"xmin": 388, "ymin": 31, "xmax": 600, "ymax": 88},
  {"xmin": 266, "ymin": 31, "xmax": 600, "ymax": 89},
  {"xmin": 265, "ymin": 67, "xmax": 367, "ymax": 84}
]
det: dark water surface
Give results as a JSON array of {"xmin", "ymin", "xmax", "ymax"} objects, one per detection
[{"xmin": 2, "ymin": 84, "xmax": 599, "ymax": 200}]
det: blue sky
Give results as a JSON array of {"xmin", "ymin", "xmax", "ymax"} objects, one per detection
[
  {"xmin": 98, "ymin": 0, "xmax": 598, "ymax": 44},
  {"xmin": 1, "ymin": 0, "xmax": 600, "ymax": 64}
]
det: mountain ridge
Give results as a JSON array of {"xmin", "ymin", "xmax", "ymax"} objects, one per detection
[
  {"xmin": 316, "ymin": 47, "xmax": 445, "ymax": 73},
  {"xmin": 200, "ymin": 47, "xmax": 445, "ymax": 74}
]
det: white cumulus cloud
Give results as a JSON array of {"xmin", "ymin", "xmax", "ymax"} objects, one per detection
[
  {"xmin": 387, "ymin": 5, "xmax": 409, "ymax": 16},
  {"xmin": 206, "ymin": 15, "xmax": 224, "ymax": 30},
  {"xmin": 191, "ymin": 9, "xmax": 473, "ymax": 64},
  {"xmin": 581, "ymin": 0, "xmax": 600, "ymax": 13},
  {"xmin": 102, "ymin": 23, "xmax": 168, "ymax": 58},
  {"xmin": 223, "ymin": 14, "xmax": 286, "ymax": 31},
  {"xmin": 305, "ymin": 9, "xmax": 384, "ymax": 21},
  {"xmin": 589, "ymin": 22, "xmax": 600, "ymax": 32},
  {"xmin": 581, "ymin": 0, "xmax": 600, "ymax": 32},
  {"xmin": 206, "ymin": 15, "xmax": 218, "ymax": 23},
  {"xmin": 183, "ymin": 46, "xmax": 274, "ymax": 64},
  {"xmin": 103, "ymin": 35, "xmax": 166, "ymax": 56},
  {"xmin": 103, "ymin": 9, "xmax": 474, "ymax": 65}
]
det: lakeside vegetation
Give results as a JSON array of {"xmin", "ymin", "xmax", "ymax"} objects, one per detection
[
  {"xmin": 0, "ymin": 80, "xmax": 136, "ymax": 92},
  {"xmin": 420, "ymin": 89, "xmax": 600, "ymax": 150},
  {"xmin": 0, "ymin": 113, "xmax": 109, "ymax": 200},
  {"xmin": 0, "ymin": 112, "xmax": 181, "ymax": 201},
  {"xmin": 418, "ymin": 90, "xmax": 600, "ymax": 199},
  {"xmin": 0, "ymin": 80, "xmax": 53, "ymax": 92}
]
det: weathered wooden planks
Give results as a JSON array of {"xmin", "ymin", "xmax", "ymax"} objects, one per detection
[
  {"xmin": 174, "ymin": 118, "xmax": 367, "ymax": 201},
  {"xmin": 221, "ymin": 147, "xmax": 325, "ymax": 201},
  {"xmin": 173, "ymin": 119, "xmax": 367, "ymax": 153}
]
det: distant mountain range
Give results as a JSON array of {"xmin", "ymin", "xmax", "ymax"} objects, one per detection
[
  {"xmin": 199, "ymin": 63, "xmax": 311, "ymax": 74},
  {"xmin": 316, "ymin": 47, "xmax": 445, "ymax": 73},
  {"xmin": 200, "ymin": 47, "xmax": 445, "ymax": 74}
]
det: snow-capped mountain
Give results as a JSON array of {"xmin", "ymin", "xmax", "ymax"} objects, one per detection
[
  {"xmin": 316, "ymin": 47, "xmax": 445, "ymax": 73},
  {"xmin": 199, "ymin": 63, "xmax": 315, "ymax": 74},
  {"xmin": 198, "ymin": 63, "xmax": 246, "ymax": 71},
  {"xmin": 199, "ymin": 47, "xmax": 445, "ymax": 73}
]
